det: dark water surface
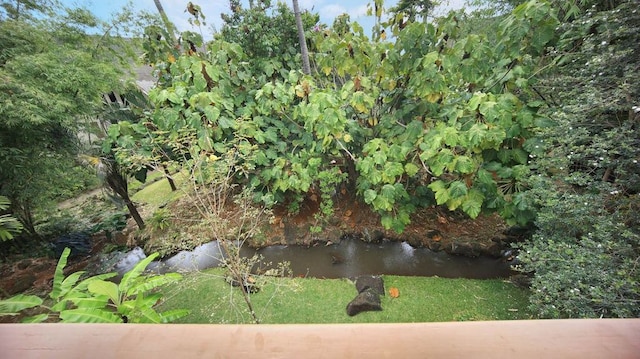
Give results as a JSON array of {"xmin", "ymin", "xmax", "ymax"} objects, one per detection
[{"xmin": 136, "ymin": 239, "xmax": 512, "ymax": 279}]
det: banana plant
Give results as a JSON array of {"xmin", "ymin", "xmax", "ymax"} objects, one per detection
[
  {"xmin": 86, "ymin": 253, "xmax": 188, "ymax": 323},
  {"xmin": 0, "ymin": 248, "xmax": 188, "ymax": 323}
]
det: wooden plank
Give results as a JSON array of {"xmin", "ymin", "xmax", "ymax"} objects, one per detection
[{"xmin": 0, "ymin": 319, "xmax": 639, "ymax": 359}]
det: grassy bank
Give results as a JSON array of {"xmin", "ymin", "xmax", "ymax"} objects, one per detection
[
  {"xmin": 157, "ymin": 268, "xmax": 531, "ymax": 324},
  {"xmin": 136, "ymin": 172, "xmax": 532, "ymax": 323},
  {"xmin": 131, "ymin": 171, "xmax": 187, "ymax": 208}
]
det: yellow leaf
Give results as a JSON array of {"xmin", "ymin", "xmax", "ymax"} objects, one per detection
[
  {"xmin": 426, "ymin": 93, "xmax": 441, "ymax": 103},
  {"xmin": 343, "ymin": 133, "xmax": 352, "ymax": 143},
  {"xmin": 387, "ymin": 79, "xmax": 397, "ymax": 91},
  {"xmin": 168, "ymin": 54, "xmax": 176, "ymax": 63}
]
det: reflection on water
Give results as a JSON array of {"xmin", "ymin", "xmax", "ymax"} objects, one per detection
[{"xmin": 129, "ymin": 238, "xmax": 513, "ymax": 279}]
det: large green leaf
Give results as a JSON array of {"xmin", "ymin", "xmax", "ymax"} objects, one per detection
[
  {"xmin": 73, "ymin": 273, "xmax": 118, "ymax": 293},
  {"xmin": 119, "ymin": 253, "xmax": 159, "ymax": 293},
  {"xmin": 462, "ymin": 189, "xmax": 485, "ymax": 218},
  {"xmin": 21, "ymin": 314, "xmax": 49, "ymax": 323},
  {"xmin": 448, "ymin": 181, "xmax": 468, "ymax": 199},
  {"xmin": 428, "ymin": 180, "xmax": 449, "ymax": 205},
  {"xmin": 404, "ymin": 163, "xmax": 420, "ymax": 177},
  {"xmin": 71, "ymin": 295, "xmax": 111, "ymax": 309},
  {"xmin": 466, "ymin": 123, "xmax": 488, "ymax": 148},
  {"xmin": 0, "ymin": 196, "xmax": 23, "ymax": 241},
  {"xmin": 88, "ymin": 280, "xmax": 121, "ymax": 306},
  {"xmin": 50, "ymin": 247, "xmax": 71, "ymax": 300},
  {"xmin": 50, "ymin": 298, "xmax": 72, "ymax": 313},
  {"xmin": 428, "ymin": 149, "xmax": 454, "ymax": 176},
  {"xmin": 60, "ymin": 308, "xmax": 122, "ymax": 323},
  {"xmin": 160, "ymin": 309, "xmax": 190, "ymax": 323},
  {"xmin": 130, "ymin": 306, "xmax": 163, "ymax": 324},
  {"xmin": 58, "ymin": 271, "xmax": 86, "ymax": 299},
  {"xmin": 454, "ymin": 156, "xmax": 475, "ymax": 174},
  {"xmin": 363, "ymin": 189, "xmax": 377, "ymax": 204},
  {"xmin": 127, "ymin": 273, "xmax": 182, "ymax": 297},
  {"xmin": 0, "ymin": 294, "xmax": 43, "ymax": 315}
]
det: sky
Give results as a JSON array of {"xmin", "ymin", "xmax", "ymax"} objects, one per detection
[{"xmin": 59, "ymin": 0, "xmax": 469, "ymax": 39}]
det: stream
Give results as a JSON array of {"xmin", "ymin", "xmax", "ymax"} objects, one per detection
[{"xmin": 117, "ymin": 238, "xmax": 514, "ymax": 279}]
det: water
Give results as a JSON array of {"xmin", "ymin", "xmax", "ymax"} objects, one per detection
[{"xmin": 127, "ymin": 238, "xmax": 513, "ymax": 279}]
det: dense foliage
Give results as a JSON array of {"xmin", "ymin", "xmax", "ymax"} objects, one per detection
[
  {"xmin": 0, "ymin": 0, "xmax": 135, "ymax": 237},
  {"xmin": 515, "ymin": 0, "xmax": 640, "ymax": 318},
  {"xmin": 218, "ymin": 0, "xmax": 318, "ymax": 76},
  {"xmin": 107, "ymin": 0, "xmax": 639, "ymax": 319},
  {"xmin": 111, "ymin": 0, "xmax": 558, "ymax": 235},
  {"xmin": 2, "ymin": 0, "xmax": 637, "ymax": 320}
]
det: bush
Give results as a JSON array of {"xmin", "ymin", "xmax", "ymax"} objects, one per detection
[
  {"xmin": 516, "ymin": 0, "xmax": 640, "ymax": 319},
  {"xmin": 518, "ymin": 189, "xmax": 640, "ymax": 318}
]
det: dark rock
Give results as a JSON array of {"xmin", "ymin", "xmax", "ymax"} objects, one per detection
[
  {"xmin": 346, "ymin": 288, "xmax": 382, "ymax": 316},
  {"xmin": 325, "ymin": 228, "xmax": 343, "ymax": 243},
  {"xmin": 485, "ymin": 241, "xmax": 503, "ymax": 258},
  {"xmin": 340, "ymin": 233, "xmax": 361, "ymax": 241},
  {"xmin": 355, "ymin": 275, "xmax": 385, "ymax": 296},
  {"xmin": 449, "ymin": 241, "xmax": 482, "ymax": 257},
  {"xmin": 54, "ymin": 231, "xmax": 92, "ymax": 258},
  {"xmin": 427, "ymin": 241, "xmax": 442, "ymax": 252},
  {"xmin": 404, "ymin": 235, "xmax": 422, "ymax": 248},
  {"xmin": 363, "ymin": 228, "xmax": 384, "ymax": 243},
  {"xmin": 503, "ymin": 225, "xmax": 535, "ymax": 243}
]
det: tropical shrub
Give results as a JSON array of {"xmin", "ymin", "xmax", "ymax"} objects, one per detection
[
  {"xmin": 110, "ymin": 0, "xmax": 559, "ymax": 234},
  {"xmin": 0, "ymin": 248, "xmax": 188, "ymax": 323}
]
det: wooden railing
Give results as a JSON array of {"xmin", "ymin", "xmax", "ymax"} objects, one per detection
[{"xmin": 1, "ymin": 319, "xmax": 638, "ymax": 358}]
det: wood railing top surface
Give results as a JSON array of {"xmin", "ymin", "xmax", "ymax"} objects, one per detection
[{"xmin": 1, "ymin": 319, "xmax": 639, "ymax": 359}]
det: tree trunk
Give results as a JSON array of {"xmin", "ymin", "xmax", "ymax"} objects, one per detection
[
  {"xmin": 163, "ymin": 164, "xmax": 177, "ymax": 192},
  {"xmin": 104, "ymin": 160, "xmax": 145, "ymax": 230},
  {"xmin": 122, "ymin": 193, "xmax": 146, "ymax": 231},
  {"xmin": 13, "ymin": 201, "xmax": 37, "ymax": 237},
  {"xmin": 292, "ymin": 0, "xmax": 311, "ymax": 75},
  {"xmin": 153, "ymin": 0, "xmax": 177, "ymax": 43}
]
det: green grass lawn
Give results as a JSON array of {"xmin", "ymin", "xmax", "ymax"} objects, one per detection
[
  {"xmin": 131, "ymin": 171, "xmax": 187, "ymax": 208},
  {"xmin": 157, "ymin": 268, "xmax": 532, "ymax": 324}
]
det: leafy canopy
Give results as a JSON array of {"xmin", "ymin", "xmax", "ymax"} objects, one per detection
[{"xmin": 109, "ymin": 0, "xmax": 558, "ymax": 234}]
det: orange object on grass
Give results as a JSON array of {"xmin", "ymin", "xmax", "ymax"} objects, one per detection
[{"xmin": 389, "ymin": 287, "xmax": 400, "ymax": 298}]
